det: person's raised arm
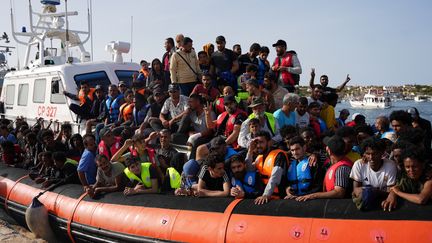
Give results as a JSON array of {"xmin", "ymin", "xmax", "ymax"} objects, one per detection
[
  {"xmin": 309, "ymin": 68, "xmax": 316, "ymax": 89},
  {"xmin": 225, "ymin": 124, "xmax": 241, "ymax": 145},
  {"xmin": 110, "ymin": 139, "xmax": 133, "ymax": 163},
  {"xmin": 336, "ymin": 74, "xmax": 351, "ymax": 92}
]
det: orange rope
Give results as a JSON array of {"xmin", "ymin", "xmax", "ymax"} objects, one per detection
[
  {"xmin": 4, "ymin": 175, "xmax": 29, "ymax": 213},
  {"xmin": 66, "ymin": 191, "xmax": 88, "ymax": 243},
  {"xmin": 217, "ymin": 199, "xmax": 243, "ymax": 243}
]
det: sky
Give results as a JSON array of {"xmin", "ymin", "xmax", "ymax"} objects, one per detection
[{"xmin": 0, "ymin": 0, "xmax": 431, "ymax": 86}]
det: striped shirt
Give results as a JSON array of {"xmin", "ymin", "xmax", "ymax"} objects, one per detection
[
  {"xmin": 198, "ymin": 165, "xmax": 230, "ymax": 191},
  {"xmin": 335, "ymin": 165, "xmax": 352, "ymax": 189}
]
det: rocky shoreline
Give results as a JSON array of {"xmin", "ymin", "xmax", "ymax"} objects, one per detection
[{"xmin": 0, "ymin": 209, "xmax": 46, "ymax": 242}]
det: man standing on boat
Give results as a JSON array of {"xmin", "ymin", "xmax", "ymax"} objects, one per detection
[
  {"xmin": 170, "ymin": 37, "xmax": 201, "ymax": 96},
  {"xmin": 162, "ymin": 37, "xmax": 175, "ymax": 84},
  {"xmin": 309, "ymin": 68, "xmax": 350, "ymax": 95},
  {"xmin": 209, "ymin": 35, "xmax": 239, "ymax": 90},
  {"xmin": 271, "ymin": 39, "xmax": 302, "ymax": 92}
]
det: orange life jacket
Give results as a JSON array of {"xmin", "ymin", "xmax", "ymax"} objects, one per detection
[
  {"xmin": 78, "ymin": 88, "xmax": 95, "ymax": 106},
  {"xmin": 120, "ymin": 103, "xmax": 135, "ymax": 121},
  {"xmin": 255, "ymin": 149, "xmax": 288, "ymax": 194}
]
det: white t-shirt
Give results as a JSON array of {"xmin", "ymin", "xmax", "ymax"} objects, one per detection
[
  {"xmin": 350, "ymin": 158, "xmax": 397, "ymax": 191},
  {"xmin": 295, "ymin": 110, "xmax": 310, "ymax": 128}
]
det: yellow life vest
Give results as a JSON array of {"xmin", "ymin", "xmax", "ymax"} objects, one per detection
[
  {"xmin": 248, "ymin": 112, "xmax": 276, "ymax": 135},
  {"xmin": 124, "ymin": 162, "xmax": 152, "ymax": 188},
  {"xmin": 167, "ymin": 167, "xmax": 181, "ymax": 189}
]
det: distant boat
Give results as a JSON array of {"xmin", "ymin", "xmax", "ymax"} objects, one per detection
[
  {"xmin": 414, "ymin": 95, "xmax": 429, "ymax": 102},
  {"xmin": 350, "ymin": 89, "xmax": 392, "ymax": 109}
]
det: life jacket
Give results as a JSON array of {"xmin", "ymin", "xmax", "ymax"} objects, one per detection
[
  {"xmin": 120, "ymin": 102, "xmax": 135, "ymax": 122},
  {"xmin": 133, "ymin": 103, "xmax": 150, "ymax": 126},
  {"xmin": 98, "ymin": 136, "xmax": 122, "ymax": 160},
  {"xmin": 323, "ymin": 160, "xmax": 353, "ymax": 192},
  {"xmin": 255, "ymin": 149, "xmax": 288, "ymax": 193},
  {"xmin": 128, "ymin": 146, "xmax": 156, "ymax": 166},
  {"xmin": 78, "ymin": 88, "xmax": 95, "ymax": 106},
  {"xmin": 216, "ymin": 109, "xmax": 247, "ymax": 148},
  {"xmin": 287, "ymin": 157, "xmax": 312, "ymax": 196},
  {"xmin": 167, "ymin": 167, "xmax": 181, "ymax": 189},
  {"xmin": 231, "ymin": 171, "xmax": 256, "ymax": 194},
  {"xmin": 248, "ymin": 112, "xmax": 276, "ymax": 135},
  {"xmin": 64, "ymin": 158, "xmax": 78, "ymax": 167},
  {"xmin": 124, "ymin": 162, "xmax": 152, "ymax": 188},
  {"xmin": 214, "ymin": 97, "xmax": 226, "ymax": 115},
  {"xmin": 105, "ymin": 94, "xmax": 124, "ymax": 123},
  {"xmin": 273, "ymin": 52, "xmax": 296, "ymax": 86}
]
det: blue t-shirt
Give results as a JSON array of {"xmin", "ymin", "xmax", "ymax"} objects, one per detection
[
  {"xmin": 0, "ymin": 133, "xmax": 17, "ymax": 144},
  {"xmin": 77, "ymin": 149, "xmax": 97, "ymax": 185},
  {"xmin": 273, "ymin": 109, "xmax": 296, "ymax": 128}
]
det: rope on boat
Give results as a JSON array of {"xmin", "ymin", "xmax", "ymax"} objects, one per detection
[
  {"xmin": 67, "ymin": 191, "xmax": 88, "ymax": 243},
  {"xmin": 4, "ymin": 175, "xmax": 29, "ymax": 213}
]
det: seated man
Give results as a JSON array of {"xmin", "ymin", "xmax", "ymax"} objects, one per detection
[
  {"xmin": 285, "ymin": 136, "xmax": 320, "ymax": 199},
  {"xmin": 29, "ymin": 151, "xmax": 56, "ymax": 184},
  {"xmin": 191, "ymin": 72, "xmax": 220, "ymax": 102},
  {"xmin": 123, "ymin": 157, "xmax": 159, "ymax": 195},
  {"xmin": 238, "ymin": 97, "xmax": 282, "ymax": 149},
  {"xmin": 247, "ymin": 131, "xmax": 288, "ymax": 204},
  {"xmin": 98, "ymin": 127, "xmax": 122, "ymax": 161},
  {"xmin": 155, "ymin": 83, "xmax": 189, "ymax": 133},
  {"xmin": 296, "ymin": 135, "xmax": 352, "ymax": 201},
  {"xmin": 229, "ymin": 155, "xmax": 264, "ymax": 199},
  {"xmin": 196, "ymin": 152, "xmax": 231, "ymax": 197},
  {"xmin": 63, "ymin": 80, "xmax": 96, "ymax": 119},
  {"xmin": 195, "ymin": 136, "xmax": 237, "ymax": 162},
  {"xmin": 382, "ymin": 148, "xmax": 432, "ymax": 210},
  {"xmin": 207, "ymin": 95, "xmax": 247, "ymax": 149},
  {"xmin": 42, "ymin": 152, "xmax": 80, "ymax": 188},
  {"xmin": 273, "ymin": 93, "xmax": 300, "ymax": 128},
  {"xmin": 86, "ymin": 154, "xmax": 126, "ymax": 198},
  {"xmin": 336, "ymin": 126, "xmax": 362, "ymax": 163},
  {"xmin": 351, "ymin": 138, "xmax": 397, "ymax": 210}
]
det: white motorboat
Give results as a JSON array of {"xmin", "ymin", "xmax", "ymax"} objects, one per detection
[
  {"xmin": 414, "ymin": 95, "xmax": 429, "ymax": 102},
  {"xmin": 349, "ymin": 89, "xmax": 392, "ymax": 109}
]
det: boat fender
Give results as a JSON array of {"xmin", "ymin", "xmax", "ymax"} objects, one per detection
[{"xmin": 25, "ymin": 197, "xmax": 57, "ymax": 242}]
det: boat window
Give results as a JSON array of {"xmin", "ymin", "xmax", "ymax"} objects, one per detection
[
  {"xmin": 51, "ymin": 77, "xmax": 66, "ymax": 104},
  {"xmin": 33, "ymin": 78, "xmax": 47, "ymax": 103},
  {"xmin": 115, "ymin": 70, "xmax": 139, "ymax": 87},
  {"xmin": 5, "ymin": 85, "xmax": 15, "ymax": 105},
  {"xmin": 18, "ymin": 84, "xmax": 29, "ymax": 106},
  {"xmin": 74, "ymin": 71, "xmax": 111, "ymax": 92}
]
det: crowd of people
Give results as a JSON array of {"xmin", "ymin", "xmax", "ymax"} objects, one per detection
[{"xmin": 1, "ymin": 34, "xmax": 431, "ymax": 211}]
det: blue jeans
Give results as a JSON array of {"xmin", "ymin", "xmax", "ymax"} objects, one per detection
[{"xmin": 178, "ymin": 82, "xmax": 197, "ymax": 97}]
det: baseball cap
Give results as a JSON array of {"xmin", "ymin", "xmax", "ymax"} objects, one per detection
[
  {"xmin": 223, "ymin": 95, "xmax": 237, "ymax": 104},
  {"xmin": 272, "ymin": 39, "xmax": 287, "ymax": 47},
  {"xmin": 406, "ymin": 108, "xmax": 418, "ymax": 118},
  {"xmin": 95, "ymin": 85, "xmax": 103, "ymax": 91},
  {"xmin": 153, "ymin": 88, "xmax": 163, "ymax": 95},
  {"xmin": 99, "ymin": 127, "xmax": 112, "ymax": 138},
  {"xmin": 216, "ymin": 35, "xmax": 226, "ymax": 43},
  {"xmin": 248, "ymin": 97, "xmax": 264, "ymax": 108},
  {"xmin": 119, "ymin": 81, "xmax": 128, "ymax": 87},
  {"xmin": 168, "ymin": 83, "xmax": 180, "ymax": 92}
]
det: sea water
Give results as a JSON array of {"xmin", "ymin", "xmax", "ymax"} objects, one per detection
[{"xmin": 336, "ymin": 100, "xmax": 432, "ymax": 124}]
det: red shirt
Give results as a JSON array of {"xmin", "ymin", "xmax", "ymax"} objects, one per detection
[{"xmin": 191, "ymin": 84, "xmax": 220, "ymax": 101}]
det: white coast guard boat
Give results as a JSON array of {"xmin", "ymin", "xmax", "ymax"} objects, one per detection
[
  {"xmin": 349, "ymin": 89, "xmax": 392, "ymax": 109},
  {"xmin": 0, "ymin": 0, "xmax": 139, "ymax": 132}
]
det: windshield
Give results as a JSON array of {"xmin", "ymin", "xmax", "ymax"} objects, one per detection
[{"xmin": 115, "ymin": 70, "xmax": 139, "ymax": 87}]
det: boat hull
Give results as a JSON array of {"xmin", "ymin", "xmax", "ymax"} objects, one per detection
[
  {"xmin": 0, "ymin": 164, "xmax": 431, "ymax": 243},
  {"xmin": 349, "ymin": 100, "xmax": 391, "ymax": 109}
]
